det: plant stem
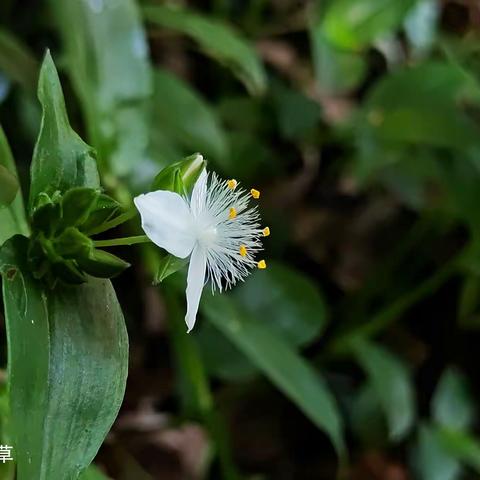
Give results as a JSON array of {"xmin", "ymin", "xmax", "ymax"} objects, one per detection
[
  {"xmin": 86, "ymin": 208, "xmax": 138, "ymax": 236},
  {"xmin": 94, "ymin": 235, "xmax": 150, "ymax": 247}
]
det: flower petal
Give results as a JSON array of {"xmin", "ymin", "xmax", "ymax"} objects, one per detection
[
  {"xmin": 185, "ymin": 244, "xmax": 207, "ymax": 332},
  {"xmin": 134, "ymin": 191, "xmax": 195, "ymax": 259},
  {"xmin": 190, "ymin": 168, "xmax": 208, "ymax": 217}
]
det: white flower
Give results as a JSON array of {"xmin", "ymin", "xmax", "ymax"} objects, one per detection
[{"xmin": 134, "ymin": 161, "xmax": 269, "ymax": 332}]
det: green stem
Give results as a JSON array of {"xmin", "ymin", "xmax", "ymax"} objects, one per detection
[
  {"xmin": 94, "ymin": 235, "xmax": 150, "ymax": 247},
  {"xmin": 164, "ymin": 287, "xmax": 241, "ymax": 480},
  {"xmin": 86, "ymin": 208, "xmax": 138, "ymax": 236}
]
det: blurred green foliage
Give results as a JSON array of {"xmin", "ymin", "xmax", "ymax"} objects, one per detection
[{"xmin": 2, "ymin": 0, "xmax": 480, "ymax": 478}]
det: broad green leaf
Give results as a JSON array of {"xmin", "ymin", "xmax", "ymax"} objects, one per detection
[
  {"xmin": 0, "ymin": 164, "xmax": 18, "ymax": 206},
  {"xmin": 363, "ymin": 62, "xmax": 480, "ymax": 150},
  {"xmin": 272, "ymin": 83, "xmax": 322, "ymax": 140},
  {"xmin": 29, "ymin": 51, "xmax": 99, "ymax": 207},
  {"xmin": 51, "ymin": 0, "xmax": 152, "ymax": 176},
  {"xmin": 320, "ymin": 0, "xmax": 416, "ymax": 50},
  {"xmin": 152, "ymin": 70, "xmax": 228, "ymax": 166},
  {"xmin": 0, "ymin": 125, "xmax": 29, "ymax": 245},
  {"xmin": 432, "ymin": 368, "xmax": 475, "ymax": 431},
  {"xmin": 197, "ymin": 322, "xmax": 258, "ymax": 381},
  {"xmin": 436, "ymin": 428, "xmax": 480, "ymax": 474},
  {"xmin": 309, "ymin": 2, "xmax": 366, "ymax": 94},
  {"xmin": 0, "ymin": 28, "xmax": 38, "ymax": 91},
  {"xmin": 349, "ymin": 384, "xmax": 387, "ymax": 446},
  {"xmin": 80, "ymin": 465, "xmax": 110, "ymax": 480},
  {"xmin": 202, "ymin": 293, "xmax": 345, "ymax": 459},
  {"xmin": 0, "ymin": 236, "xmax": 128, "ymax": 480},
  {"xmin": 235, "ymin": 261, "xmax": 328, "ymax": 347},
  {"xmin": 351, "ymin": 338, "xmax": 415, "ymax": 441},
  {"xmin": 143, "ymin": 4, "xmax": 266, "ymax": 96},
  {"xmin": 413, "ymin": 424, "xmax": 461, "ymax": 480}
]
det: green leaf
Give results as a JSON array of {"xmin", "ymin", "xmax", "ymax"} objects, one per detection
[
  {"xmin": 0, "ymin": 125, "xmax": 29, "ymax": 245},
  {"xmin": 201, "ymin": 293, "xmax": 345, "ymax": 459},
  {"xmin": 0, "ymin": 28, "xmax": 38, "ymax": 91},
  {"xmin": 413, "ymin": 423, "xmax": 461, "ymax": 480},
  {"xmin": 152, "ymin": 70, "xmax": 228, "ymax": 166},
  {"xmin": 271, "ymin": 83, "xmax": 322, "ymax": 140},
  {"xmin": 320, "ymin": 0, "xmax": 416, "ymax": 50},
  {"xmin": 436, "ymin": 428, "xmax": 480, "ymax": 474},
  {"xmin": 0, "ymin": 236, "xmax": 128, "ymax": 480},
  {"xmin": 80, "ymin": 465, "xmax": 110, "ymax": 480},
  {"xmin": 351, "ymin": 338, "xmax": 415, "ymax": 441},
  {"xmin": 235, "ymin": 261, "xmax": 328, "ymax": 348},
  {"xmin": 432, "ymin": 368, "xmax": 475, "ymax": 431},
  {"xmin": 0, "ymin": 164, "xmax": 18, "ymax": 206},
  {"xmin": 50, "ymin": 0, "xmax": 152, "ymax": 176},
  {"xmin": 143, "ymin": 4, "xmax": 266, "ymax": 96},
  {"xmin": 29, "ymin": 51, "xmax": 99, "ymax": 207},
  {"xmin": 363, "ymin": 62, "xmax": 480, "ymax": 150},
  {"xmin": 309, "ymin": 4, "xmax": 367, "ymax": 94},
  {"xmin": 197, "ymin": 322, "xmax": 258, "ymax": 381}
]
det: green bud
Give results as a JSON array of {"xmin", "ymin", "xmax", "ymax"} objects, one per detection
[
  {"xmin": 54, "ymin": 227, "xmax": 92, "ymax": 258},
  {"xmin": 31, "ymin": 194, "xmax": 61, "ymax": 237},
  {"xmin": 60, "ymin": 187, "xmax": 100, "ymax": 230},
  {"xmin": 151, "ymin": 153, "xmax": 206, "ymax": 195},
  {"xmin": 80, "ymin": 194, "xmax": 123, "ymax": 234},
  {"xmin": 77, "ymin": 248, "xmax": 130, "ymax": 278}
]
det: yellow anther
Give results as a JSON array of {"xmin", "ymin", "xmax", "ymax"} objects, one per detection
[
  {"xmin": 262, "ymin": 227, "xmax": 270, "ymax": 237},
  {"xmin": 257, "ymin": 259, "xmax": 267, "ymax": 269},
  {"xmin": 227, "ymin": 179, "xmax": 237, "ymax": 190},
  {"xmin": 239, "ymin": 245, "xmax": 247, "ymax": 257},
  {"xmin": 229, "ymin": 207, "xmax": 237, "ymax": 219},
  {"xmin": 250, "ymin": 188, "xmax": 260, "ymax": 199}
]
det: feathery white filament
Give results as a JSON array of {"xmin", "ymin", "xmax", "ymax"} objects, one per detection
[{"xmin": 189, "ymin": 172, "xmax": 263, "ymax": 292}]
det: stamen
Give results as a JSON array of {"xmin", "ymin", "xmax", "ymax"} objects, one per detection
[
  {"xmin": 227, "ymin": 179, "xmax": 237, "ymax": 190},
  {"xmin": 250, "ymin": 188, "xmax": 260, "ymax": 199},
  {"xmin": 262, "ymin": 227, "xmax": 270, "ymax": 237},
  {"xmin": 229, "ymin": 207, "xmax": 237, "ymax": 219},
  {"xmin": 239, "ymin": 245, "xmax": 247, "ymax": 257},
  {"xmin": 257, "ymin": 260, "xmax": 267, "ymax": 269}
]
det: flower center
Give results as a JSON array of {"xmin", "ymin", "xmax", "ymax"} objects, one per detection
[{"xmin": 197, "ymin": 225, "xmax": 217, "ymax": 247}]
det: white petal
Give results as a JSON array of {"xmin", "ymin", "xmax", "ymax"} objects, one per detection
[
  {"xmin": 185, "ymin": 244, "xmax": 207, "ymax": 332},
  {"xmin": 134, "ymin": 191, "xmax": 195, "ymax": 259},
  {"xmin": 190, "ymin": 168, "xmax": 208, "ymax": 217}
]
